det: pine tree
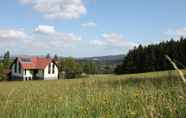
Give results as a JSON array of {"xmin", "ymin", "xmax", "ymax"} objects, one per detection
[
  {"xmin": 3, "ymin": 51, "xmax": 10, "ymax": 68},
  {"xmin": 46, "ymin": 53, "xmax": 51, "ymax": 59},
  {"xmin": 114, "ymin": 37, "xmax": 186, "ymax": 74},
  {"xmin": 54, "ymin": 54, "xmax": 58, "ymax": 61}
]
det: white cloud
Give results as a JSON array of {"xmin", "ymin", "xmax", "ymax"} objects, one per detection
[
  {"xmin": 175, "ymin": 28, "xmax": 186, "ymax": 36},
  {"xmin": 30, "ymin": 25, "xmax": 81, "ymax": 50},
  {"xmin": 19, "ymin": 0, "xmax": 87, "ymax": 20},
  {"xmin": 0, "ymin": 29, "xmax": 27, "ymax": 40},
  {"xmin": 81, "ymin": 22, "xmax": 97, "ymax": 28},
  {"xmin": 165, "ymin": 27, "xmax": 186, "ymax": 37},
  {"xmin": 34, "ymin": 25, "xmax": 56, "ymax": 34},
  {"xmin": 57, "ymin": 33, "xmax": 81, "ymax": 42},
  {"xmin": 91, "ymin": 33, "xmax": 137, "ymax": 49},
  {"xmin": 0, "ymin": 26, "xmax": 81, "ymax": 55},
  {"xmin": 33, "ymin": 25, "xmax": 81, "ymax": 42},
  {"xmin": 20, "ymin": 0, "xmax": 32, "ymax": 4},
  {"xmin": 90, "ymin": 40, "xmax": 105, "ymax": 46}
]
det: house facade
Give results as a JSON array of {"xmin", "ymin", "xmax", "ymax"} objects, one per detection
[{"xmin": 11, "ymin": 57, "xmax": 59, "ymax": 80}]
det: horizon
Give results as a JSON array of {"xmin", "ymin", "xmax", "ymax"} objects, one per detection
[
  {"xmin": 0, "ymin": 52, "xmax": 125, "ymax": 59},
  {"xmin": 0, "ymin": 0, "xmax": 186, "ymax": 57},
  {"xmin": 0, "ymin": 36, "xmax": 184, "ymax": 58}
]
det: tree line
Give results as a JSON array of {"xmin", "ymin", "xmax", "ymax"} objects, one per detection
[
  {"xmin": 114, "ymin": 37, "xmax": 186, "ymax": 74},
  {"xmin": 0, "ymin": 51, "xmax": 11, "ymax": 80},
  {"xmin": 58, "ymin": 58, "xmax": 112, "ymax": 79},
  {"xmin": 48, "ymin": 53, "xmax": 116, "ymax": 79}
]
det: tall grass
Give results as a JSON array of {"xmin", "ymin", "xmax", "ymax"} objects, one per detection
[
  {"xmin": 165, "ymin": 55, "xmax": 186, "ymax": 83},
  {"xmin": 0, "ymin": 71, "xmax": 185, "ymax": 118}
]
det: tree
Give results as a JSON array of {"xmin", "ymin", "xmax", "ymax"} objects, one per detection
[
  {"xmin": 3, "ymin": 51, "xmax": 10, "ymax": 68},
  {"xmin": 58, "ymin": 58, "xmax": 83, "ymax": 79},
  {"xmin": 46, "ymin": 53, "xmax": 51, "ymax": 59},
  {"xmin": 0, "ymin": 63, "xmax": 5, "ymax": 81},
  {"xmin": 4, "ymin": 51, "xmax": 10, "ymax": 59},
  {"xmin": 0, "ymin": 51, "xmax": 11, "ymax": 81},
  {"xmin": 82, "ymin": 61, "xmax": 97, "ymax": 74},
  {"xmin": 53, "ymin": 54, "xmax": 58, "ymax": 61}
]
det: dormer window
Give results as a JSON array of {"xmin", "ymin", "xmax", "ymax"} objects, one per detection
[
  {"xmin": 48, "ymin": 63, "xmax": 51, "ymax": 74},
  {"xmin": 52, "ymin": 63, "xmax": 55, "ymax": 74},
  {"xmin": 19, "ymin": 63, "xmax": 21, "ymax": 73},
  {"xmin": 14, "ymin": 63, "xmax": 17, "ymax": 73}
]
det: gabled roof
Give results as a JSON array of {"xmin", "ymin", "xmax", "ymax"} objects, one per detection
[{"xmin": 18, "ymin": 57, "xmax": 53, "ymax": 69}]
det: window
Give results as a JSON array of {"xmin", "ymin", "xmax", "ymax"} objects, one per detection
[
  {"xmin": 25, "ymin": 69, "xmax": 26, "ymax": 75},
  {"xmin": 19, "ymin": 63, "xmax": 21, "ymax": 73},
  {"xmin": 48, "ymin": 63, "xmax": 51, "ymax": 74},
  {"xmin": 14, "ymin": 63, "xmax": 17, "ymax": 73},
  {"xmin": 52, "ymin": 63, "xmax": 55, "ymax": 74}
]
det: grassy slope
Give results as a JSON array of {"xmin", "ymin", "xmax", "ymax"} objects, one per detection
[
  {"xmin": 0, "ymin": 70, "xmax": 185, "ymax": 118},
  {"xmin": 89, "ymin": 69, "xmax": 186, "ymax": 80}
]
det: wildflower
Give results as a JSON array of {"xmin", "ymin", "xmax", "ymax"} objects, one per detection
[
  {"xmin": 178, "ymin": 95, "xmax": 184, "ymax": 100},
  {"xmin": 129, "ymin": 110, "xmax": 137, "ymax": 116}
]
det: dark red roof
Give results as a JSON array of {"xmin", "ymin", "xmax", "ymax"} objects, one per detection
[{"xmin": 19, "ymin": 57, "xmax": 52, "ymax": 69}]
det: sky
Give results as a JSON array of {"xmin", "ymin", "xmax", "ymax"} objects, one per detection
[{"xmin": 0, "ymin": 0, "xmax": 186, "ymax": 57}]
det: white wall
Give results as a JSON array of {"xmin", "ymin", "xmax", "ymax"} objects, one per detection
[
  {"xmin": 23, "ymin": 70, "xmax": 33, "ymax": 80},
  {"xmin": 44, "ymin": 62, "xmax": 58, "ymax": 80}
]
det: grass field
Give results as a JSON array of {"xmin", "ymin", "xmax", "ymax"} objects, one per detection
[{"xmin": 0, "ymin": 70, "xmax": 186, "ymax": 118}]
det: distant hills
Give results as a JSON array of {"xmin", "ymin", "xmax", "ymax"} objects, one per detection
[
  {"xmin": 79, "ymin": 55, "xmax": 125, "ymax": 61},
  {"xmin": 0, "ymin": 54, "xmax": 125, "ymax": 65},
  {"xmin": 78, "ymin": 54, "xmax": 125, "ymax": 65},
  {"xmin": 77, "ymin": 54, "xmax": 125, "ymax": 74}
]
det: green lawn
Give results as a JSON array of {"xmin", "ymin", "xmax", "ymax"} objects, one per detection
[{"xmin": 0, "ymin": 70, "xmax": 186, "ymax": 118}]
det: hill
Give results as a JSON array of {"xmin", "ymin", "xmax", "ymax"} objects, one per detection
[
  {"xmin": 0, "ymin": 70, "xmax": 185, "ymax": 117},
  {"xmin": 77, "ymin": 55, "xmax": 125, "ymax": 74},
  {"xmin": 78, "ymin": 54, "xmax": 124, "ymax": 64}
]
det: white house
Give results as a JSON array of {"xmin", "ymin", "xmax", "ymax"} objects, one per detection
[{"xmin": 11, "ymin": 57, "xmax": 59, "ymax": 80}]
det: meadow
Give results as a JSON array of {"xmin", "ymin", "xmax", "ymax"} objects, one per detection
[{"xmin": 0, "ymin": 70, "xmax": 185, "ymax": 118}]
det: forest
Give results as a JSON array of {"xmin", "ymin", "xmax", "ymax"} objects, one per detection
[{"xmin": 115, "ymin": 37, "xmax": 186, "ymax": 74}]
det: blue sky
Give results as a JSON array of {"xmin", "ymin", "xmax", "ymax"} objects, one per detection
[{"xmin": 0, "ymin": 0, "xmax": 186, "ymax": 57}]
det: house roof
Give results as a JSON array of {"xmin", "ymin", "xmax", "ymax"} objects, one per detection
[{"xmin": 18, "ymin": 57, "xmax": 53, "ymax": 69}]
